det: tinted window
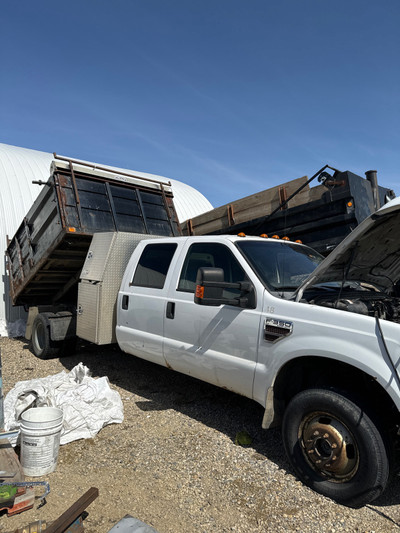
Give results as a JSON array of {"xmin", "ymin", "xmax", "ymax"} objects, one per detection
[
  {"xmin": 178, "ymin": 243, "xmax": 248, "ymax": 298},
  {"xmin": 132, "ymin": 243, "xmax": 177, "ymax": 289}
]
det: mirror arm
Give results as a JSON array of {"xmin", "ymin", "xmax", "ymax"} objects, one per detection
[{"xmin": 202, "ymin": 280, "xmax": 252, "ymax": 293}]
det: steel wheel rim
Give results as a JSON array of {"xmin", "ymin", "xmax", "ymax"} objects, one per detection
[
  {"xmin": 299, "ymin": 411, "xmax": 359, "ymax": 482},
  {"xmin": 33, "ymin": 321, "xmax": 45, "ymax": 352}
]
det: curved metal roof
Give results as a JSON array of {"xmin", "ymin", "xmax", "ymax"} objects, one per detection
[{"xmin": 0, "ymin": 143, "xmax": 213, "ymax": 335}]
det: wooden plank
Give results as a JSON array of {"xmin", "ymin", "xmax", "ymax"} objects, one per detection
[
  {"xmin": 45, "ymin": 487, "xmax": 99, "ymax": 533},
  {"xmin": 183, "ymin": 175, "xmax": 310, "ymax": 235}
]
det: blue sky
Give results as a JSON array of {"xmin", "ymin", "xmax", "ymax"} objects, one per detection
[{"xmin": 1, "ymin": 1, "xmax": 399, "ymax": 207}]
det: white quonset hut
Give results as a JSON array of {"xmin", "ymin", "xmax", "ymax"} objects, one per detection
[{"xmin": 0, "ymin": 143, "xmax": 213, "ymax": 336}]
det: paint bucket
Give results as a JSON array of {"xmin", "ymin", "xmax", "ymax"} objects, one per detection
[{"xmin": 20, "ymin": 407, "xmax": 63, "ymax": 477}]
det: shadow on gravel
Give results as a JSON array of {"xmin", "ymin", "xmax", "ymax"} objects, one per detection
[{"xmin": 48, "ymin": 341, "xmax": 290, "ymax": 474}]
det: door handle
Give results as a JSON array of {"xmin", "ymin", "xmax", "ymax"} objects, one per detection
[
  {"xmin": 122, "ymin": 295, "xmax": 129, "ymax": 310},
  {"xmin": 166, "ymin": 301, "xmax": 175, "ymax": 319}
]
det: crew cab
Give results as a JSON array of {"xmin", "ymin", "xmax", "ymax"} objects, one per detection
[{"xmin": 115, "ymin": 197, "xmax": 400, "ymax": 507}]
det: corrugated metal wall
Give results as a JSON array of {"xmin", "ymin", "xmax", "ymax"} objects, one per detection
[{"xmin": 0, "ymin": 143, "xmax": 213, "ymax": 336}]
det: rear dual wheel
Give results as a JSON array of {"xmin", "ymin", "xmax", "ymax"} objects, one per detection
[
  {"xmin": 31, "ymin": 314, "xmax": 61, "ymax": 359},
  {"xmin": 282, "ymin": 388, "xmax": 390, "ymax": 507}
]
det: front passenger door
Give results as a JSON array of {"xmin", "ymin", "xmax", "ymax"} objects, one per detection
[{"xmin": 163, "ymin": 242, "xmax": 262, "ymax": 398}]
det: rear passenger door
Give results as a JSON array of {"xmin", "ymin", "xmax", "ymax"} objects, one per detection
[
  {"xmin": 116, "ymin": 241, "xmax": 178, "ymax": 366},
  {"xmin": 163, "ymin": 241, "xmax": 262, "ymax": 398}
]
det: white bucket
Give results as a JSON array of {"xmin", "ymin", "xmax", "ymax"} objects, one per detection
[{"xmin": 20, "ymin": 407, "xmax": 63, "ymax": 477}]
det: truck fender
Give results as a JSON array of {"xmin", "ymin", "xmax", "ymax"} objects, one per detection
[
  {"xmin": 48, "ymin": 312, "xmax": 76, "ymax": 341},
  {"xmin": 26, "ymin": 308, "xmax": 76, "ymax": 341}
]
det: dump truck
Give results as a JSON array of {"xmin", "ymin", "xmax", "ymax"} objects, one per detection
[
  {"xmin": 5, "ymin": 158, "xmax": 400, "ymax": 507},
  {"xmin": 5, "ymin": 155, "xmax": 181, "ymax": 348},
  {"xmin": 181, "ymin": 165, "xmax": 396, "ymax": 255},
  {"xmin": 15, "ymin": 198, "xmax": 400, "ymax": 507}
]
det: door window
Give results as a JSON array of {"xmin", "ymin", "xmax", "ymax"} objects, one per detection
[
  {"xmin": 131, "ymin": 243, "xmax": 177, "ymax": 288},
  {"xmin": 178, "ymin": 243, "xmax": 248, "ymax": 298}
]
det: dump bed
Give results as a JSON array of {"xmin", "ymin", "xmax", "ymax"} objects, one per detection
[
  {"xmin": 182, "ymin": 167, "xmax": 395, "ymax": 255},
  {"xmin": 6, "ymin": 156, "xmax": 180, "ymax": 307}
]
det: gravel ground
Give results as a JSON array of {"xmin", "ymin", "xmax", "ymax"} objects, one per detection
[{"xmin": 1, "ymin": 336, "xmax": 400, "ymax": 533}]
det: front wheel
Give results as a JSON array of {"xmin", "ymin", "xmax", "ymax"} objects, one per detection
[{"xmin": 282, "ymin": 388, "xmax": 390, "ymax": 508}]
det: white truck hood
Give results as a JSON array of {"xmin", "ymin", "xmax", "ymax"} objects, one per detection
[{"xmin": 296, "ymin": 196, "xmax": 400, "ymax": 299}]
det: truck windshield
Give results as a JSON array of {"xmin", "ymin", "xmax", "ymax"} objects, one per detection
[{"xmin": 236, "ymin": 240, "xmax": 323, "ymax": 291}]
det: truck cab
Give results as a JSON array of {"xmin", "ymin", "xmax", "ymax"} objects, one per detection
[{"xmin": 116, "ymin": 200, "xmax": 400, "ymax": 508}]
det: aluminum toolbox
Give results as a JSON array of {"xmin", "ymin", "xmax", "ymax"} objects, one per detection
[{"xmin": 77, "ymin": 232, "xmax": 155, "ymax": 344}]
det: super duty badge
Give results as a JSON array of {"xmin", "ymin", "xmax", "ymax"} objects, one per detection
[{"xmin": 264, "ymin": 317, "xmax": 293, "ymax": 342}]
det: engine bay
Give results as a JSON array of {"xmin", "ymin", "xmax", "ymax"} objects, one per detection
[{"xmin": 303, "ymin": 285, "xmax": 400, "ymax": 323}]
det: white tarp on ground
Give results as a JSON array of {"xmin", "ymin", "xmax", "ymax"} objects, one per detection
[{"xmin": 4, "ymin": 363, "xmax": 124, "ymax": 445}]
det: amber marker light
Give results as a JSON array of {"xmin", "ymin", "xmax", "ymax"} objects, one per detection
[
  {"xmin": 347, "ymin": 201, "xmax": 353, "ymax": 207},
  {"xmin": 272, "ymin": 235, "xmax": 280, "ymax": 239},
  {"xmin": 237, "ymin": 232, "xmax": 246, "ymax": 237},
  {"xmin": 295, "ymin": 239, "xmax": 303, "ymax": 244},
  {"xmin": 68, "ymin": 227, "xmax": 76, "ymax": 232},
  {"xmin": 282, "ymin": 236, "xmax": 290, "ymax": 241},
  {"xmin": 195, "ymin": 285, "xmax": 204, "ymax": 298},
  {"xmin": 260, "ymin": 234, "xmax": 268, "ymax": 238}
]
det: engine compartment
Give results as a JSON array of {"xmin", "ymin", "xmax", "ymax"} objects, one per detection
[{"xmin": 304, "ymin": 287, "xmax": 400, "ymax": 323}]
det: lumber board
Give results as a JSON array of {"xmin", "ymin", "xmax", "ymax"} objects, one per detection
[
  {"xmin": 182, "ymin": 175, "xmax": 310, "ymax": 235},
  {"xmin": 45, "ymin": 487, "xmax": 99, "ymax": 533}
]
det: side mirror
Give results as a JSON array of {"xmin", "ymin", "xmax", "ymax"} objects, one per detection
[
  {"xmin": 194, "ymin": 267, "xmax": 256, "ymax": 308},
  {"xmin": 194, "ymin": 267, "xmax": 224, "ymax": 305}
]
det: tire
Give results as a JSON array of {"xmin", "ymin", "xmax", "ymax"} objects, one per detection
[
  {"xmin": 30, "ymin": 314, "xmax": 61, "ymax": 359},
  {"xmin": 282, "ymin": 388, "xmax": 390, "ymax": 508}
]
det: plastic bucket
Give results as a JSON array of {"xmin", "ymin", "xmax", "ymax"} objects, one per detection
[{"xmin": 20, "ymin": 407, "xmax": 63, "ymax": 477}]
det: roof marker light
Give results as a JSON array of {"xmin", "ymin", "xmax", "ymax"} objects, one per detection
[
  {"xmin": 272, "ymin": 235, "xmax": 280, "ymax": 239},
  {"xmin": 295, "ymin": 239, "xmax": 303, "ymax": 244},
  {"xmin": 260, "ymin": 234, "xmax": 268, "ymax": 238},
  {"xmin": 282, "ymin": 236, "xmax": 290, "ymax": 241},
  {"xmin": 237, "ymin": 232, "xmax": 246, "ymax": 237}
]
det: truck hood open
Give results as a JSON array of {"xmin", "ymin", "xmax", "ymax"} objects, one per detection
[{"xmin": 296, "ymin": 196, "xmax": 400, "ymax": 299}]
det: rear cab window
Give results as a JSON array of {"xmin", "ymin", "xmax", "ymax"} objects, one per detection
[{"xmin": 131, "ymin": 243, "xmax": 177, "ymax": 289}]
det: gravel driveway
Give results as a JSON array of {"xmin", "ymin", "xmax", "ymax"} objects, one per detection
[{"xmin": 1, "ymin": 336, "xmax": 400, "ymax": 532}]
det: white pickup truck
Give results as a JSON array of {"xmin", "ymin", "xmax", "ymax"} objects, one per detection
[{"xmin": 29, "ymin": 197, "xmax": 400, "ymax": 507}]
